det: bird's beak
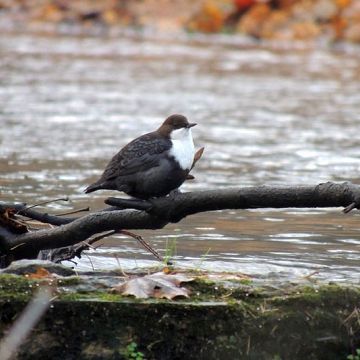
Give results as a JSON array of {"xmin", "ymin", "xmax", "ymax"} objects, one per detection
[{"xmin": 187, "ymin": 123, "xmax": 197, "ymax": 128}]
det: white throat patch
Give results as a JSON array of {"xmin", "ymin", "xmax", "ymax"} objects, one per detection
[{"xmin": 169, "ymin": 128, "xmax": 195, "ymax": 170}]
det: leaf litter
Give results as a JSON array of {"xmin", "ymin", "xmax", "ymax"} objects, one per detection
[{"xmin": 112, "ymin": 272, "xmax": 194, "ymax": 299}]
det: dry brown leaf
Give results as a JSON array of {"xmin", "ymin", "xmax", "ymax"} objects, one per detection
[
  {"xmin": 0, "ymin": 208, "xmax": 28, "ymax": 234},
  {"xmin": 25, "ymin": 267, "xmax": 54, "ymax": 279},
  {"xmin": 112, "ymin": 272, "xmax": 194, "ymax": 299},
  {"xmin": 162, "ymin": 266, "xmax": 172, "ymax": 274}
]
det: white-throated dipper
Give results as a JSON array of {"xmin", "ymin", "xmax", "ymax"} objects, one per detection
[{"xmin": 85, "ymin": 114, "xmax": 197, "ymax": 199}]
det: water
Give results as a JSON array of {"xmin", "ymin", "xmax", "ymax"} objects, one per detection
[{"xmin": 1, "ymin": 29, "xmax": 360, "ymax": 282}]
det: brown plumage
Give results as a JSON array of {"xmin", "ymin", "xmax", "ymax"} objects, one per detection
[{"xmin": 85, "ymin": 114, "xmax": 196, "ymax": 199}]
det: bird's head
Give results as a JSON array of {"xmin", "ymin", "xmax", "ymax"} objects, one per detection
[{"xmin": 158, "ymin": 114, "xmax": 197, "ymax": 139}]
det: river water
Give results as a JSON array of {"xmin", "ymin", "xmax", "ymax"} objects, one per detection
[{"xmin": 1, "ymin": 29, "xmax": 360, "ymax": 282}]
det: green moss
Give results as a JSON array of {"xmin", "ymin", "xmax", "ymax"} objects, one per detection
[
  {"xmin": 239, "ymin": 278, "xmax": 253, "ymax": 285},
  {"xmin": 1, "ymin": 271, "xmax": 360, "ymax": 359},
  {"xmin": 0, "ymin": 274, "xmax": 38, "ymax": 300},
  {"xmin": 59, "ymin": 291, "xmax": 126, "ymax": 302},
  {"xmin": 271, "ymin": 285, "xmax": 360, "ymax": 308},
  {"xmin": 56, "ymin": 276, "xmax": 81, "ymax": 286},
  {"xmin": 187, "ymin": 278, "xmax": 228, "ymax": 300}
]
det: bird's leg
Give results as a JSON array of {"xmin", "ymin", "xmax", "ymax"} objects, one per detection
[
  {"xmin": 105, "ymin": 197, "xmax": 153, "ymax": 211},
  {"xmin": 117, "ymin": 229, "xmax": 170, "ymax": 264}
]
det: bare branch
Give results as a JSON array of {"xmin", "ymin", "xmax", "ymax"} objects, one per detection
[
  {"xmin": 0, "ymin": 203, "xmax": 77, "ymax": 226},
  {"xmin": 1, "ymin": 181, "xmax": 360, "ymax": 264}
]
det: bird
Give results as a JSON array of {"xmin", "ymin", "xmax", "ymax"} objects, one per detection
[{"xmin": 84, "ymin": 114, "xmax": 197, "ymax": 200}]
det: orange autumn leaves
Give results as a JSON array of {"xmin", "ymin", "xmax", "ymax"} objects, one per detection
[
  {"xmin": 25, "ymin": 267, "xmax": 54, "ymax": 280},
  {"xmin": 188, "ymin": 0, "xmax": 360, "ymax": 42},
  {"xmin": 1, "ymin": 0, "xmax": 359, "ymax": 42}
]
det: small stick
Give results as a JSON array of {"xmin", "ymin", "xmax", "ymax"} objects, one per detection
[
  {"xmin": 302, "ymin": 270, "xmax": 320, "ymax": 280},
  {"xmin": 118, "ymin": 230, "xmax": 164, "ymax": 263},
  {"xmin": 88, "ymin": 230, "xmax": 116, "ymax": 245},
  {"xmin": 55, "ymin": 207, "xmax": 90, "ymax": 216},
  {"xmin": 10, "ymin": 243, "xmax": 26, "ymax": 251},
  {"xmin": 114, "ymin": 255, "xmax": 129, "ymax": 277},
  {"xmin": 85, "ymin": 254, "xmax": 95, "ymax": 271},
  {"xmin": 18, "ymin": 197, "xmax": 69, "ymax": 214}
]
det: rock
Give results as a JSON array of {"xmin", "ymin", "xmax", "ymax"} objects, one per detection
[
  {"xmin": 291, "ymin": 21, "xmax": 321, "ymax": 40},
  {"xmin": 291, "ymin": 0, "xmax": 317, "ymax": 22},
  {"xmin": 1, "ymin": 259, "xmax": 75, "ymax": 277},
  {"xmin": 342, "ymin": 1, "xmax": 360, "ymax": 43},
  {"xmin": 313, "ymin": 0, "xmax": 338, "ymax": 22},
  {"xmin": 236, "ymin": 3, "xmax": 271, "ymax": 37},
  {"xmin": 33, "ymin": 3, "xmax": 65, "ymax": 23},
  {"xmin": 187, "ymin": 0, "xmax": 231, "ymax": 33},
  {"xmin": 233, "ymin": 0, "xmax": 255, "ymax": 11},
  {"xmin": 344, "ymin": 23, "xmax": 360, "ymax": 43},
  {"xmin": 261, "ymin": 9, "xmax": 291, "ymax": 39}
]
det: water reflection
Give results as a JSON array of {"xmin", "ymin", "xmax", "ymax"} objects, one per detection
[{"xmin": 1, "ymin": 30, "xmax": 360, "ymax": 281}]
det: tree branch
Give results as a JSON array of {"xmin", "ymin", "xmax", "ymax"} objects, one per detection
[
  {"xmin": 0, "ymin": 203, "xmax": 75, "ymax": 226},
  {"xmin": 1, "ymin": 182, "xmax": 359, "ymax": 263}
]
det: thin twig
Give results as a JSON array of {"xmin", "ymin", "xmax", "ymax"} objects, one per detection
[
  {"xmin": 302, "ymin": 270, "xmax": 320, "ymax": 280},
  {"xmin": 10, "ymin": 243, "xmax": 26, "ymax": 251},
  {"xmin": 85, "ymin": 254, "xmax": 95, "ymax": 271},
  {"xmin": 119, "ymin": 230, "xmax": 164, "ymax": 263},
  {"xmin": 88, "ymin": 230, "xmax": 116, "ymax": 245},
  {"xmin": 18, "ymin": 197, "xmax": 69, "ymax": 213},
  {"xmin": 114, "ymin": 255, "xmax": 129, "ymax": 277},
  {"xmin": 55, "ymin": 207, "xmax": 90, "ymax": 216}
]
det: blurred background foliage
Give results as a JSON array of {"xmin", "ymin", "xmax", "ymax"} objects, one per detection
[{"xmin": 0, "ymin": 0, "xmax": 359, "ymax": 43}]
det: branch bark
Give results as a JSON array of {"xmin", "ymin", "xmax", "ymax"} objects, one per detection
[{"xmin": 1, "ymin": 182, "xmax": 360, "ymax": 264}]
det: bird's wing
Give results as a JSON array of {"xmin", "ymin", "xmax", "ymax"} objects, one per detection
[{"xmin": 100, "ymin": 133, "xmax": 171, "ymax": 181}]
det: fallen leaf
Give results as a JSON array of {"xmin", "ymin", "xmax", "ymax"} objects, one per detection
[
  {"xmin": 25, "ymin": 267, "xmax": 53, "ymax": 279},
  {"xmin": 162, "ymin": 266, "xmax": 172, "ymax": 274},
  {"xmin": 112, "ymin": 272, "xmax": 194, "ymax": 299},
  {"xmin": 0, "ymin": 208, "xmax": 28, "ymax": 234}
]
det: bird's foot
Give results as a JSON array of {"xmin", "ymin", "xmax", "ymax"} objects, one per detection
[
  {"xmin": 105, "ymin": 197, "xmax": 153, "ymax": 211},
  {"xmin": 168, "ymin": 188, "xmax": 181, "ymax": 199}
]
